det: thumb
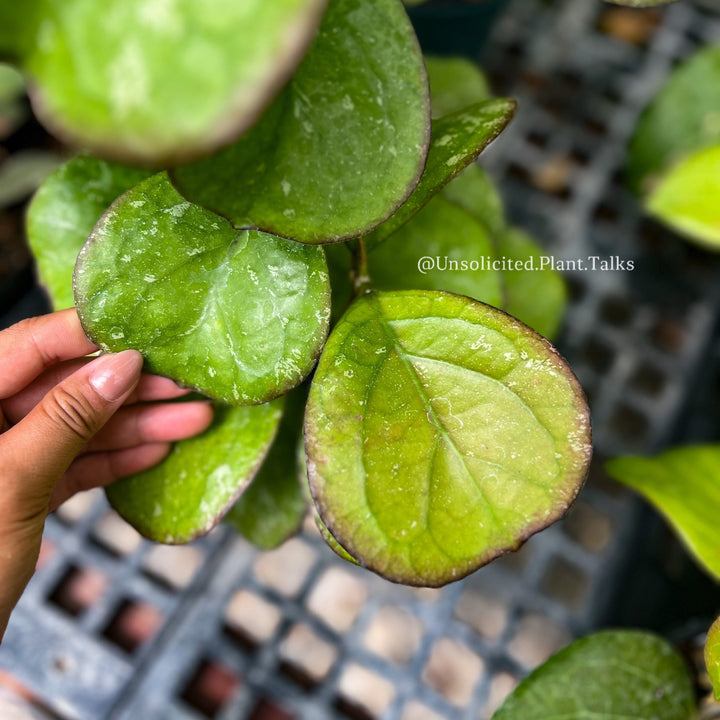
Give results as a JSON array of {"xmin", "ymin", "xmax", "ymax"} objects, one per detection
[{"xmin": 1, "ymin": 350, "xmax": 143, "ymax": 515}]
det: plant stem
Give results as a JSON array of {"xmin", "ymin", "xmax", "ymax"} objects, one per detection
[{"xmin": 351, "ymin": 238, "xmax": 372, "ymax": 297}]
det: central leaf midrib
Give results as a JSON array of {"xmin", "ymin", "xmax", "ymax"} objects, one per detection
[{"xmin": 373, "ymin": 298, "xmax": 501, "ymax": 530}]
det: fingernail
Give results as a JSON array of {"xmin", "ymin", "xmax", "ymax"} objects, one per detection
[{"xmin": 89, "ymin": 350, "xmax": 143, "ymax": 401}]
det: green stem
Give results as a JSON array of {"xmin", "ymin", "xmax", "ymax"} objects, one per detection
[{"xmin": 351, "ymin": 238, "xmax": 372, "ymax": 297}]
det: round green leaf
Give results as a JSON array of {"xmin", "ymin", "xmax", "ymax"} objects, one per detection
[
  {"xmin": 628, "ymin": 45, "xmax": 720, "ymax": 193},
  {"xmin": 492, "ymin": 631, "xmax": 696, "ymax": 720},
  {"xmin": 646, "ymin": 144, "xmax": 720, "ymax": 250},
  {"xmin": 27, "ymin": 157, "xmax": 151, "ymax": 310},
  {"xmin": 74, "ymin": 173, "xmax": 331, "ymax": 405},
  {"xmin": 707, "ymin": 617, "xmax": 720, "ymax": 701},
  {"xmin": 364, "ymin": 98, "xmax": 516, "ymax": 250},
  {"xmin": 107, "ymin": 401, "xmax": 282, "ymax": 543},
  {"xmin": 607, "ymin": 444, "xmax": 720, "ymax": 580},
  {"xmin": 172, "ymin": 0, "xmax": 431, "ymax": 244},
  {"xmin": 225, "ymin": 387, "xmax": 309, "ymax": 550},
  {"xmin": 425, "ymin": 56, "xmax": 491, "ymax": 119},
  {"xmin": 15, "ymin": 0, "xmax": 328, "ymax": 165},
  {"xmin": 368, "ymin": 194, "xmax": 503, "ymax": 307},
  {"xmin": 305, "ymin": 290, "xmax": 591, "ymax": 586}
]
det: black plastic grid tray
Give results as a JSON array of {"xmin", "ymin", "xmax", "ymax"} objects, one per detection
[{"xmin": 2, "ymin": 1, "xmax": 720, "ymax": 718}]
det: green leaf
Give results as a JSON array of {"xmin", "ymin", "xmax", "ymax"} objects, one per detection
[
  {"xmin": 368, "ymin": 166, "xmax": 566, "ymax": 339},
  {"xmin": 13, "ymin": 0, "xmax": 328, "ymax": 165},
  {"xmin": 495, "ymin": 228, "xmax": 567, "ymax": 340},
  {"xmin": 172, "ymin": 0, "xmax": 431, "ymax": 244},
  {"xmin": 367, "ymin": 194, "xmax": 503, "ymax": 307},
  {"xmin": 27, "ymin": 157, "xmax": 151, "ymax": 310},
  {"xmin": 441, "ymin": 163, "xmax": 506, "ymax": 238},
  {"xmin": 707, "ymin": 617, "xmax": 720, "ymax": 701},
  {"xmin": 74, "ymin": 173, "xmax": 331, "ymax": 405},
  {"xmin": 646, "ymin": 145, "xmax": 720, "ymax": 250},
  {"xmin": 225, "ymin": 387, "xmax": 309, "ymax": 550},
  {"xmin": 305, "ymin": 290, "xmax": 591, "ymax": 586},
  {"xmin": 492, "ymin": 631, "xmax": 696, "ymax": 720},
  {"xmin": 107, "ymin": 401, "xmax": 282, "ymax": 543},
  {"xmin": 425, "ymin": 56, "xmax": 491, "ymax": 119},
  {"xmin": 628, "ymin": 45, "xmax": 720, "ymax": 193},
  {"xmin": 365, "ymin": 99, "xmax": 516, "ymax": 250},
  {"xmin": 441, "ymin": 165, "xmax": 566, "ymax": 339},
  {"xmin": 606, "ymin": 444, "xmax": 720, "ymax": 580}
]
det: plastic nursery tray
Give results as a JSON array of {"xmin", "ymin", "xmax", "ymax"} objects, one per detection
[{"xmin": 2, "ymin": 1, "xmax": 720, "ymax": 719}]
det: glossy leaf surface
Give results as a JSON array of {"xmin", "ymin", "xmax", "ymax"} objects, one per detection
[
  {"xmin": 27, "ymin": 157, "xmax": 150, "ymax": 309},
  {"xmin": 607, "ymin": 444, "xmax": 720, "ymax": 580},
  {"xmin": 15, "ymin": 0, "xmax": 328, "ymax": 164},
  {"xmin": 173, "ymin": 0, "xmax": 430, "ymax": 244},
  {"xmin": 365, "ymin": 99, "xmax": 516, "ymax": 249},
  {"xmin": 628, "ymin": 45, "xmax": 720, "ymax": 192},
  {"xmin": 306, "ymin": 290, "xmax": 591, "ymax": 586},
  {"xmin": 647, "ymin": 145, "xmax": 720, "ymax": 249},
  {"xmin": 225, "ymin": 388, "xmax": 308, "ymax": 549},
  {"xmin": 108, "ymin": 401, "xmax": 282, "ymax": 543},
  {"xmin": 492, "ymin": 631, "xmax": 696, "ymax": 720},
  {"xmin": 75, "ymin": 173, "xmax": 330, "ymax": 404}
]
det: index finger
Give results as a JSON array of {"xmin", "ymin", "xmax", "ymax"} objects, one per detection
[{"xmin": 0, "ymin": 309, "xmax": 99, "ymax": 399}]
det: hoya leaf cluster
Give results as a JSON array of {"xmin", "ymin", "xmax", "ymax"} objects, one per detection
[{"xmin": 26, "ymin": 0, "xmax": 591, "ymax": 586}]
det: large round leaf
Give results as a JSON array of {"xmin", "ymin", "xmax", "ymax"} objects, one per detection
[
  {"xmin": 12, "ymin": 0, "xmax": 328, "ymax": 165},
  {"xmin": 172, "ymin": 0, "xmax": 430, "ymax": 244},
  {"xmin": 492, "ymin": 631, "xmax": 695, "ymax": 720},
  {"xmin": 27, "ymin": 157, "xmax": 151, "ymax": 309},
  {"xmin": 305, "ymin": 290, "xmax": 591, "ymax": 586},
  {"xmin": 628, "ymin": 45, "xmax": 720, "ymax": 193},
  {"xmin": 108, "ymin": 401, "xmax": 282, "ymax": 543},
  {"xmin": 74, "ymin": 173, "xmax": 331, "ymax": 405}
]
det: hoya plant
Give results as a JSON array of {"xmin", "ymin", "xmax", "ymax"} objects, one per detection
[
  {"xmin": 629, "ymin": 44, "xmax": 720, "ymax": 249},
  {"xmin": 11, "ymin": 0, "xmax": 596, "ymax": 588}
]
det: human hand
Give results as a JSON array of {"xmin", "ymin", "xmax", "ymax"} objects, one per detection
[{"xmin": 0, "ymin": 309, "xmax": 213, "ymax": 638}]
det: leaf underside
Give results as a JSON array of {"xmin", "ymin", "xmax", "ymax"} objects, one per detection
[
  {"xmin": 172, "ymin": 0, "xmax": 431, "ymax": 244},
  {"xmin": 107, "ymin": 401, "xmax": 283, "ymax": 544},
  {"xmin": 492, "ymin": 631, "xmax": 696, "ymax": 720},
  {"xmin": 74, "ymin": 173, "xmax": 331, "ymax": 405},
  {"xmin": 15, "ymin": 0, "xmax": 328, "ymax": 164},
  {"xmin": 306, "ymin": 290, "xmax": 591, "ymax": 587},
  {"xmin": 606, "ymin": 444, "xmax": 720, "ymax": 580}
]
